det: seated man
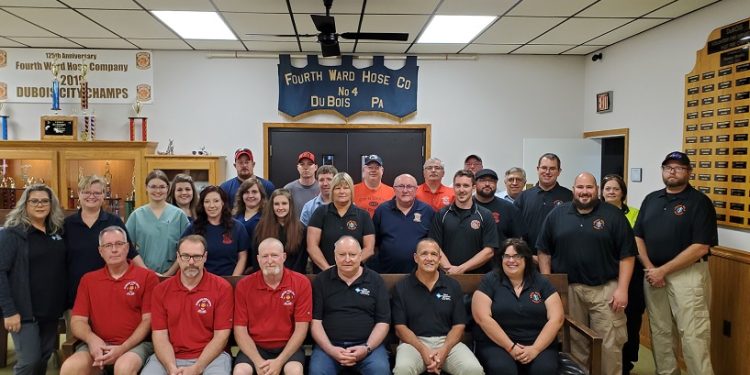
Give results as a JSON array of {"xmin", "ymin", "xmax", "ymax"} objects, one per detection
[
  {"xmin": 142, "ymin": 235, "xmax": 234, "ymax": 375},
  {"xmin": 310, "ymin": 236, "xmax": 391, "ymax": 375},
  {"xmin": 392, "ymin": 238, "xmax": 484, "ymax": 375},
  {"xmin": 233, "ymin": 238, "xmax": 312, "ymax": 375},
  {"xmin": 61, "ymin": 225, "xmax": 159, "ymax": 375}
]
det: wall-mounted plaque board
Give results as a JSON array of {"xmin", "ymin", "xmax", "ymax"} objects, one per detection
[
  {"xmin": 683, "ymin": 18, "xmax": 750, "ymax": 229},
  {"xmin": 40, "ymin": 115, "xmax": 78, "ymax": 141}
]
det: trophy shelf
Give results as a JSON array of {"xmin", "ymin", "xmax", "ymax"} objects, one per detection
[{"xmin": 144, "ymin": 155, "xmax": 226, "ymax": 191}]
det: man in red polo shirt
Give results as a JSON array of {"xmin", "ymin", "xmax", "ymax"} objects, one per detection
[
  {"xmin": 61, "ymin": 226, "xmax": 159, "ymax": 375},
  {"xmin": 141, "ymin": 235, "xmax": 234, "ymax": 375},
  {"xmin": 233, "ymin": 238, "xmax": 312, "ymax": 375}
]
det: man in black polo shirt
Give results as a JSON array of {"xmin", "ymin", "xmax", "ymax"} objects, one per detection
[
  {"xmin": 634, "ymin": 151, "xmax": 717, "ymax": 375},
  {"xmin": 430, "ymin": 170, "xmax": 498, "ymax": 274},
  {"xmin": 392, "ymin": 238, "xmax": 484, "ymax": 375},
  {"xmin": 537, "ymin": 172, "xmax": 636, "ymax": 375},
  {"xmin": 310, "ymin": 236, "xmax": 390, "ymax": 375},
  {"xmin": 473, "ymin": 168, "xmax": 527, "ymax": 244},
  {"xmin": 515, "ymin": 153, "xmax": 572, "ymax": 256}
]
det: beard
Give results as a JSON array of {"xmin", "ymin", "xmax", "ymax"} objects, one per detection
[
  {"xmin": 182, "ymin": 266, "xmax": 201, "ymax": 278},
  {"xmin": 573, "ymin": 195, "xmax": 599, "ymax": 210},
  {"xmin": 663, "ymin": 175, "xmax": 688, "ymax": 189},
  {"xmin": 261, "ymin": 265, "xmax": 281, "ymax": 276},
  {"xmin": 476, "ymin": 187, "xmax": 496, "ymax": 199}
]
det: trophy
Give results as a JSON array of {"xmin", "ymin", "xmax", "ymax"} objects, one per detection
[
  {"xmin": 79, "ymin": 62, "xmax": 96, "ymax": 141},
  {"xmin": 0, "ymin": 102, "xmax": 8, "ymax": 140},
  {"xmin": 104, "ymin": 161, "xmax": 113, "ymax": 199},
  {"xmin": 20, "ymin": 164, "xmax": 31, "ymax": 188},
  {"xmin": 51, "ymin": 59, "xmax": 61, "ymax": 111},
  {"xmin": 129, "ymin": 100, "xmax": 148, "ymax": 141}
]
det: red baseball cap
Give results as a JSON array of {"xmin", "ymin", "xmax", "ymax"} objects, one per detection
[
  {"xmin": 298, "ymin": 151, "xmax": 315, "ymax": 163},
  {"xmin": 234, "ymin": 148, "xmax": 254, "ymax": 161}
]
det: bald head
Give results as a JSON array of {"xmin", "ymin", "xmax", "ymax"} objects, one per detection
[
  {"xmin": 258, "ymin": 237, "xmax": 284, "ymax": 255},
  {"xmin": 573, "ymin": 172, "xmax": 599, "ymax": 211},
  {"xmin": 574, "ymin": 172, "xmax": 597, "ymax": 186}
]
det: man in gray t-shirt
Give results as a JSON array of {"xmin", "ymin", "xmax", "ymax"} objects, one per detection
[{"xmin": 284, "ymin": 151, "xmax": 320, "ymax": 211}]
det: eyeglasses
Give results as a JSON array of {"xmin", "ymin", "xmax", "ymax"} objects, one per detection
[
  {"xmin": 147, "ymin": 185, "xmax": 168, "ymax": 190},
  {"xmin": 178, "ymin": 253, "xmax": 206, "ymax": 262},
  {"xmin": 100, "ymin": 241, "xmax": 128, "ymax": 250},
  {"xmin": 27, "ymin": 198, "xmax": 50, "ymax": 206},
  {"xmin": 506, "ymin": 177, "xmax": 525, "ymax": 183},
  {"xmin": 394, "ymin": 185, "xmax": 417, "ymax": 191},
  {"xmin": 465, "ymin": 162, "xmax": 482, "ymax": 167},
  {"xmin": 661, "ymin": 165, "xmax": 688, "ymax": 173},
  {"xmin": 81, "ymin": 191, "xmax": 104, "ymax": 197},
  {"xmin": 424, "ymin": 166, "xmax": 444, "ymax": 171},
  {"xmin": 502, "ymin": 254, "xmax": 524, "ymax": 261},
  {"xmin": 538, "ymin": 166, "xmax": 558, "ymax": 172}
]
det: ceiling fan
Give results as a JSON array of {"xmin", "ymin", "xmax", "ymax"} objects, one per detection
[{"xmin": 248, "ymin": 0, "xmax": 409, "ymax": 57}]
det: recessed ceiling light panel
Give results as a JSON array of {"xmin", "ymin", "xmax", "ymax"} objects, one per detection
[
  {"xmin": 417, "ymin": 15, "xmax": 496, "ymax": 44},
  {"xmin": 152, "ymin": 11, "xmax": 236, "ymax": 40}
]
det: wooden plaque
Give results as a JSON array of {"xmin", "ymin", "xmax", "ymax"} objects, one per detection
[{"xmin": 40, "ymin": 115, "xmax": 77, "ymax": 141}]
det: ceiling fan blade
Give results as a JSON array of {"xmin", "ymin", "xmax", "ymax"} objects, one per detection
[
  {"xmin": 244, "ymin": 33, "xmax": 317, "ymax": 38},
  {"xmin": 340, "ymin": 32, "xmax": 409, "ymax": 41},
  {"xmin": 320, "ymin": 42, "xmax": 341, "ymax": 57},
  {"xmin": 311, "ymin": 14, "xmax": 336, "ymax": 34}
]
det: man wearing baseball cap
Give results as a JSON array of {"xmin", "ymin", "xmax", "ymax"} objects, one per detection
[
  {"xmin": 220, "ymin": 148, "xmax": 275, "ymax": 208},
  {"xmin": 473, "ymin": 169, "xmax": 526, "ymax": 244},
  {"xmin": 354, "ymin": 154, "xmax": 394, "ymax": 218},
  {"xmin": 463, "ymin": 155, "xmax": 483, "ymax": 175},
  {"xmin": 633, "ymin": 151, "xmax": 717, "ymax": 375},
  {"xmin": 284, "ymin": 151, "xmax": 319, "ymax": 210}
]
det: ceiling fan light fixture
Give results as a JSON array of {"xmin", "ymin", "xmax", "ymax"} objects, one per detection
[
  {"xmin": 152, "ymin": 11, "xmax": 236, "ymax": 40},
  {"xmin": 417, "ymin": 15, "xmax": 496, "ymax": 44}
]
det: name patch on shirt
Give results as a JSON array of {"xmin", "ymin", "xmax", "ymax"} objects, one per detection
[
  {"xmin": 195, "ymin": 297, "xmax": 213, "ymax": 314},
  {"xmin": 124, "ymin": 281, "xmax": 140, "ymax": 296}
]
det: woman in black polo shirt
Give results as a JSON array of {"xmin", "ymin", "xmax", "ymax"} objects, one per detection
[
  {"xmin": 0, "ymin": 184, "xmax": 67, "ymax": 375},
  {"xmin": 472, "ymin": 238, "xmax": 564, "ymax": 375}
]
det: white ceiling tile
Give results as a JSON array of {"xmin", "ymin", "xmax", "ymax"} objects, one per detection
[
  {"xmin": 587, "ymin": 18, "xmax": 670, "ymax": 45},
  {"xmin": 71, "ymin": 38, "xmax": 137, "ymax": 48},
  {"xmin": 534, "ymin": 18, "xmax": 632, "ymax": 44},
  {"xmin": 80, "ymin": 9, "xmax": 177, "ymax": 38},
  {"xmin": 475, "ymin": 16, "xmax": 565, "ymax": 44},
  {"xmin": 0, "ymin": 10, "xmax": 55, "ymax": 37},
  {"xmin": 291, "ymin": 0, "xmax": 363, "ymax": 14},
  {"xmin": 407, "ymin": 43, "xmax": 463, "ymax": 54},
  {"xmin": 462, "ymin": 43, "xmax": 520, "ymax": 53},
  {"xmin": 213, "ymin": 0, "xmax": 288, "ymax": 13},
  {"xmin": 579, "ymin": 0, "xmax": 673, "ymax": 17},
  {"xmin": 366, "ymin": 0, "xmax": 439, "ymax": 15},
  {"xmin": 353, "ymin": 42, "xmax": 410, "ymax": 54},
  {"xmin": 561, "ymin": 45, "xmax": 605, "ymax": 55},
  {"xmin": 59, "ymin": 0, "xmax": 140, "ymax": 9},
  {"xmin": 243, "ymin": 40, "xmax": 301, "ymax": 52},
  {"xmin": 512, "ymin": 44, "xmax": 575, "ymax": 54},
  {"xmin": 0, "ymin": 0, "xmax": 64, "ymax": 7},
  {"xmin": 6, "ymin": 8, "xmax": 118, "ymax": 38},
  {"xmin": 188, "ymin": 39, "xmax": 245, "ymax": 50},
  {"xmin": 647, "ymin": 0, "xmax": 719, "ymax": 17},
  {"xmin": 361, "ymin": 15, "xmax": 429, "ymax": 43},
  {"xmin": 136, "ymin": 0, "xmax": 215, "ymax": 11},
  {"xmin": 11, "ymin": 37, "xmax": 80, "ymax": 47},
  {"xmin": 294, "ymin": 13, "xmax": 360, "ymax": 35},
  {"xmin": 437, "ymin": 0, "xmax": 517, "ymax": 16},
  {"xmin": 0, "ymin": 37, "xmax": 26, "ymax": 47},
  {"xmin": 225, "ymin": 12, "xmax": 296, "ymax": 36},
  {"xmin": 128, "ymin": 38, "xmax": 191, "ymax": 49},
  {"xmin": 508, "ymin": 0, "xmax": 597, "ymax": 16}
]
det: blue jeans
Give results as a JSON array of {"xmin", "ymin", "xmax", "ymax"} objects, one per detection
[{"xmin": 310, "ymin": 343, "xmax": 390, "ymax": 375}]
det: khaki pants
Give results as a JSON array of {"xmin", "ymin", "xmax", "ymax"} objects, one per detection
[
  {"xmin": 569, "ymin": 280, "xmax": 627, "ymax": 375},
  {"xmin": 644, "ymin": 261, "xmax": 713, "ymax": 375},
  {"xmin": 393, "ymin": 336, "xmax": 484, "ymax": 375}
]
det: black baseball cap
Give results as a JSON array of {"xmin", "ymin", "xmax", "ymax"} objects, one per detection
[
  {"xmin": 661, "ymin": 151, "xmax": 691, "ymax": 166},
  {"xmin": 474, "ymin": 169, "xmax": 498, "ymax": 180}
]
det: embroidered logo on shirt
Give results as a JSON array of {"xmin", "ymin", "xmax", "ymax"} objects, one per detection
[
  {"xmin": 280, "ymin": 289, "xmax": 295, "ymax": 306},
  {"xmin": 592, "ymin": 218, "xmax": 605, "ymax": 230},
  {"xmin": 355, "ymin": 287, "xmax": 371, "ymax": 296},
  {"xmin": 222, "ymin": 233, "xmax": 233, "ymax": 244},
  {"xmin": 50, "ymin": 234, "xmax": 63, "ymax": 241},
  {"xmin": 470, "ymin": 219, "xmax": 481, "ymax": 230},
  {"xmin": 413, "ymin": 213, "xmax": 422, "ymax": 223},
  {"xmin": 436, "ymin": 292, "xmax": 451, "ymax": 301},
  {"xmin": 123, "ymin": 281, "xmax": 140, "ymax": 296},
  {"xmin": 195, "ymin": 297, "xmax": 212, "ymax": 314},
  {"xmin": 529, "ymin": 291, "xmax": 542, "ymax": 304},
  {"xmin": 346, "ymin": 220, "xmax": 358, "ymax": 231},
  {"xmin": 491, "ymin": 212, "xmax": 500, "ymax": 223},
  {"xmin": 674, "ymin": 204, "xmax": 687, "ymax": 216},
  {"xmin": 441, "ymin": 196, "xmax": 450, "ymax": 206}
]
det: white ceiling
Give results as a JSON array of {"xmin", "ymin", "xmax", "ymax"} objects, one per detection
[{"xmin": 0, "ymin": 0, "xmax": 720, "ymax": 55}]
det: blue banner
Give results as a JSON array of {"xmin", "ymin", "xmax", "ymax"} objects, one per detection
[{"xmin": 278, "ymin": 54, "xmax": 418, "ymax": 119}]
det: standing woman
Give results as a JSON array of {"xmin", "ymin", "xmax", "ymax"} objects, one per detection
[
  {"xmin": 182, "ymin": 185, "xmax": 249, "ymax": 276},
  {"xmin": 167, "ymin": 173, "xmax": 199, "ymax": 221},
  {"xmin": 0, "ymin": 184, "xmax": 67, "ymax": 375},
  {"xmin": 307, "ymin": 172, "xmax": 375, "ymax": 272},
  {"xmin": 254, "ymin": 189, "xmax": 308, "ymax": 273},
  {"xmin": 232, "ymin": 177, "xmax": 267, "ymax": 252},
  {"xmin": 601, "ymin": 174, "xmax": 644, "ymax": 374},
  {"xmin": 126, "ymin": 170, "xmax": 189, "ymax": 276}
]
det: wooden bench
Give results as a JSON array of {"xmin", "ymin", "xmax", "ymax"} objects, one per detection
[{"xmin": 60, "ymin": 273, "xmax": 601, "ymax": 375}]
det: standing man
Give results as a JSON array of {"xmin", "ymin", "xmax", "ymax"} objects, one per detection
[
  {"xmin": 310, "ymin": 236, "xmax": 391, "ymax": 375},
  {"xmin": 473, "ymin": 169, "xmax": 527, "ymax": 244},
  {"xmin": 430, "ymin": 170, "xmax": 499, "ymax": 275},
  {"xmin": 391, "ymin": 238, "xmax": 484, "ymax": 375},
  {"xmin": 220, "ymin": 148, "xmax": 275, "ymax": 208},
  {"xmin": 61, "ymin": 226, "xmax": 159, "ymax": 375},
  {"xmin": 233, "ymin": 238, "xmax": 312, "ymax": 375},
  {"xmin": 416, "ymin": 158, "xmax": 454, "ymax": 212},
  {"xmin": 300, "ymin": 165, "xmax": 338, "ymax": 226},
  {"xmin": 284, "ymin": 151, "xmax": 319, "ymax": 210},
  {"xmin": 354, "ymin": 154, "xmax": 394, "ymax": 217},
  {"xmin": 463, "ymin": 155, "xmax": 483, "ymax": 175},
  {"xmin": 537, "ymin": 172, "xmax": 636, "ymax": 375},
  {"xmin": 372, "ymin": 174, "xmax": 434, "ymax": 273},
  {"xmin": 634, "ymin": 151, "xmax": 717, "ymax": 375},
  {"xmin": 515, "ymin": 153, "xmax": 572, "ymax": 254},
  {"xmin": 141, "ymin": 235, "xmax": 234, "ymax": 375},
  {"xmin": 496, "ymin": 167, "xmax": 527, "ymax": 202}
]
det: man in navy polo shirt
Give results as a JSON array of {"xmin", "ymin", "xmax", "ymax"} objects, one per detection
[
  {"xmin": 220, "ymin": 148, "xmax": 275, "ymax": 208},
  {"xmin": 537, "ymin": 172, "xmax": 636, "ymax": 375},
  {"xmin": 391, "ymin": 238, "xmax": 484, "ymax": 375},
  {"xmin": 372, "ymin": 174, "xmax": 434, "ymax": 273},
  {"xmin": 473, "ymin": 168, "xmax": 527, "ymax": 244}
]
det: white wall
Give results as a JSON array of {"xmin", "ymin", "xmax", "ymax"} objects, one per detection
[{"xmin": 583, "ymin": 0, "xmax": 750, "ymax": 251}]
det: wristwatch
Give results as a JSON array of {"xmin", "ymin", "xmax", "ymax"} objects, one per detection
[{"xmin": 365, "ymin": 344, "xmax": 372, "ymax": 354}]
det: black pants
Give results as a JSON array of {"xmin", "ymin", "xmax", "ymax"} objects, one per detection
[
  {"xmin": 623, "ymin": 266, "xmax": 646, "ymax": 373},
  {"xmin": 477, "ymin": 341, "xmax": 558, "ymax": 375}
]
